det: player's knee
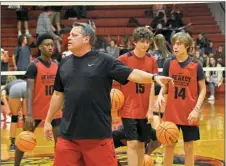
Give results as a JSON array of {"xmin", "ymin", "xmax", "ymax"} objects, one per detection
[
  {"xmin": 11, "ymin": 115, "xmax": 18, "ymax": 123},
  {"xmin": 164, "ymin": 144, "xmax": 175, "ymax": 149},
  {"xmin": 127, "ymin": 140, "xmax": 140, "ymax": 149},
  {"xmin": 184, "ymin": 141, "xmax": 194, "ymax": 154}
]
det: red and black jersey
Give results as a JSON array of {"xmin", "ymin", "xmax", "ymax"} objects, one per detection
[
  {"xmin": 118, "ymin": 51, "xmax": 158, "ymax": 119},
  {"xmin": 26, "ymin": 57, "xmax": 62, "ymax": 120},
  {"xmin": 162, "ymin": 56, "xmax": 205, "ymax": 126}
]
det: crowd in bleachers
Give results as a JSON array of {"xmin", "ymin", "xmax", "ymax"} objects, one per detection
[{"xmin": 1, "ymin": 4, "xmax": 225, "ymax": 101}]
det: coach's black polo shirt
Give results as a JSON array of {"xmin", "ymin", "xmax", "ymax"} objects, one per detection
[{"xmin": 54, "ymin": 50, "xmax": 133, "ymax": 139}]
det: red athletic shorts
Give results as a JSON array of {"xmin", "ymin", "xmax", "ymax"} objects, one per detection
[{"xmin": 54, "ymin": 137, "xmax": 117, "ymax": 166}]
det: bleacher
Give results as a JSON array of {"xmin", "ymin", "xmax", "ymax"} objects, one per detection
[{"xmin": 1, "ymin": 3, "xmax": 225, "ymax": 92}]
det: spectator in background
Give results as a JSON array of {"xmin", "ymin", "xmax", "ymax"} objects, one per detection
[
  {"xmin": 188, "ymin": 39, "xmax": 196, "ymax": 57},
  {"xmin": 216, "ymin": 45, "xmax": 224, "ymax": 64},
  {"xmin": 151, "ymin": 12, "xmax": 166, "ymax": 33},
  {"xmin": 93, "ymin": 36, "xmax": 108, "ymax": 53},
  {"xmin": 196, "ymin": 33, "xmax": 209, "ymax": 53},
  {"xmin": 206, "ymin": 41, "xmax": 216, "ymax": 55},
  {"xmin": 64, "ymin": 6, "xmax": 87, "ymax": 20},
  {"xmin": 153, "ymin": 4, "xmax": 167, "ymax": 23},
  {"xmin": 202, "ymin": 52, "xmax": 210, "ymax": 67},
  {"xmin": 106, "ymin": 40, "xmax": 120, "ymax": 59},
  {"xmin": 119, "ymin": 40, "xmax": 134, "ymax": 55},
  {"xmin": 12, "ymin": 35, "xmax": 32, "ymax": 72},
  {"xmin": 49, "ymin": 6, "xmax": 63, "ymax": 36},
  {"xmin": 194, "ymin": 50, "xmax": 204, "ymax": 67},
  {"xmin": 36, "ymin": 7, "xmax": 62, "ymax": 53},
  {"xmin": 206, "ymin": 56, "xmax": 223, "ymax": 101},
  {"xmin": 171, "ymin": 5, "xmax": 184, "ymax": 26},
  {"xmin": 152, "ymin": 34, "xmax": 171, "ymax": 68},
  {"xmin": 1, "ymin": 48, "xmax": 9, "ymax": 85},
  {"xmin": 9, "ymin": 5, "xmax": 31, "ymax": 37},
  {"xmin": 165, "ymin": 12, "xmax": 184, "ymax": 43}
]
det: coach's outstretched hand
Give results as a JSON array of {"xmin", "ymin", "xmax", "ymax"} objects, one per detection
[
  {"xmin": 154, "ymin": 75, "xmax": 174, "ymax": 87},
  {"xmin": 44, "ymin": 121, "xmax": 53, "ymax": 141}
]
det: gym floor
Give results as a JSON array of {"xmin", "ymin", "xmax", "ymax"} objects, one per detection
[{"xmin": 1, "ymin": 93, "xmax": 225, "ymax": 166}]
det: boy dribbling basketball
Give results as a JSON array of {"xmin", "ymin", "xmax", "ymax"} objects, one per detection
[{"xmin": 157, "ymin": 32, "xmax": 206, "ymax": 166}]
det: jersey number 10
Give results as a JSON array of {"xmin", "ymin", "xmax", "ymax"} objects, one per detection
[{"xmin": 45, "ymin": 85, "xmax": 54, "ymax": 96}]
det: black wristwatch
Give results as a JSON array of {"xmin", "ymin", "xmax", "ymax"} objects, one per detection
[{"xmin": 152, "ymin": 74, "xmax": 158, "ymax": 82}]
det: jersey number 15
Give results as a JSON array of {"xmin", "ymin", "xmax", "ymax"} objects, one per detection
[{"xmin": 136, "ymin": 83, "xmax": 145, "ymax": 94}]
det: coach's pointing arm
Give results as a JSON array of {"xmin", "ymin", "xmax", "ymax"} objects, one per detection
[{"xmin": 127, "ymin": 69, "xmax": 174, "ymax": 86}]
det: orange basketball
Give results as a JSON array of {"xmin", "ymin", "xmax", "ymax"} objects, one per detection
[
  {"xmin": 110, "ymin": 88, "xmax": 124, "ymax": 111},
  {"xmin": 15, "ymin": 131, "xmax": 37, "ymax": 152},
  {"xmin": 156, "ymin": 121, "xmax": 180, "ymax": 145},
  {"xmin": 143, "ymin": 154, "xmax": 154, "ymax": 166}
]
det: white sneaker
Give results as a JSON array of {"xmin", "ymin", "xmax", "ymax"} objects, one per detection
[
  {"xmin": 6, "ymin": 115, "xmax": 11, "ymax": 123},
  {"xmin": 208, "ymin": 96, "xmax": 215, "ymax": 101}
]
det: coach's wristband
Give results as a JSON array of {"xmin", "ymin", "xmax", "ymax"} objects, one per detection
[{"xmin": 152, "ymin": 74, "xmax": 158, "ymax": 82}]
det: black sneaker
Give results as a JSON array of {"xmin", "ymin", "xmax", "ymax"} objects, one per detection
[{"xmin": 9, "ymin": 143, "xmax": 15, "ymax": 152}]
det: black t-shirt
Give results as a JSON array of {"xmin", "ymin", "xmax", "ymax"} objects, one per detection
[
  {"xmin": 54, "ymin": 50, "xmax": 133, "ymax": 139},
  {"xmin": 25, "ymin": 57, "xmax": 52, "ymax": 79},
  {"xmin": 162, "ymin": 56, "xmax": 205, "ymax": 81},
  {"xmin": 1, "ymin": 79, "xmax": 24, "ymax": 95}
]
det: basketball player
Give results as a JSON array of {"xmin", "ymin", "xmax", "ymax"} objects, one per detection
[
  {"xmin": 157, "ymin": 32, "xmax": 206, "ymax": 166},
  {"xmin": 14, "ymin": 33, "xmax": 62, "ymax": 166},
  {"xmin": 113, "ymin": 124, "xmax": 161, "ymax": 166},
  {"xmin": 118, "ymin": 27, "xmax": 159, "ymax": 166},
  {"xmin": 1, "ymin": 76, "xmax": 26, "ymax": 151},
  {"xmin": 43, "ymin": 22, "xmax": 173, "ymax": 166},
  {"xmin": 113, "ymin": 124, "xmax": 161, "ymax": 154}
]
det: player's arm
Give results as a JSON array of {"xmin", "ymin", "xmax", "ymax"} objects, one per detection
[
  {"xmin": 45, "ymin": 91, "xmax": 64, "ymax": 123},
  {"xmin": 27, "ymin": 79, "xmax": 35, "ymax": 116},
  {"xmin": 187, "ymin": 64, "xmax": 206, "ymax": 124},
  {"xmin": 147, "ymin": 84, "xmax": 155, "ymax": 124},
  {"xmin": 1, "ymin": 89, "xmax": 11, "ymax": 114},
  {"xmin": 45, "ymin": 64, "xmax": 64, "ymax": 123},
  {"xmin": 156, "ymin": 59, "xmax": 170, "ymax": 107},
  {"xmin": 147, "ymin": 57, "xmax": 159, "ymax": 122},
  {"xmin": 195, "ymin": 79, "xmax": 206, "ymax": 113},
  {"xmin": 25, "ymin": 63, "xmax": 37, "ymax": 117},
  {"xmin": 148, "ymin": 84, "xmax": 155, "ymax": 112},
  {"xmin": 194, "ymin": 64, "xmax": 206, "ymax": 113}
]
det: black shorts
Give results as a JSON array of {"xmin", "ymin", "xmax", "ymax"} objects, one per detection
[
  {"xmin": 112, "ymin": 125, "xmax": 126, "ymax": 148},
  {"xmin": 121, "ymin": 118, "xmax": 152, "ymax": 142},
  {"xmin": 177, "ymin": 125, "xmax": 200, "ymax": 142},
  {"xmin": 16, "ymin": 10, "xmax": 29, "ymax": 21},
  {"xmin": 35, "ymin": 118, "xmax": 61, "ymax": 128}
]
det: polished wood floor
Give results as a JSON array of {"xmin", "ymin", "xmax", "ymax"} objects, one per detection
[{"xmin": 1, "ymin": 93, "xmax": 225, "ymax": 166}]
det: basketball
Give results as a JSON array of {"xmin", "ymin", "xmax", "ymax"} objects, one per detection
[
  {"xmin": 143, "ymin": 154, "xmax": 154, "ymax": 166},
  {"xmin": 15, "ymin": 131, "xmax": 37, "ymax": 152},
  {"xmin": 110, "ymin": 88, "xmax": 124, "ymax": 111},
  {"xmin": 156, "ymin": 121, "xmax": 180, "ymax": 145}
]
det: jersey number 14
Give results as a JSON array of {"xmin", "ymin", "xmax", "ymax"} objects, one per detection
[{"xmin": 174, "ymin": 87, "xmax": 186, "ymax": 100}]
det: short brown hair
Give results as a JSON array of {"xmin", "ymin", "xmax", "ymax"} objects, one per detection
[
  {"xmin": 133, "ymin": 27, "xmax": 153, "ymax": 43},
  {"xmin": 171, "ymin": 32, "xmax": 192, "ymax": 49}
]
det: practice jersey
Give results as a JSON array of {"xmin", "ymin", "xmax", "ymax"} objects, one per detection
[
  {"xmin": 118, "ymin": 51, "xmax": 158, "ymax": 119},
  {"xmin": 162, "ymin": 56, "xmax": 205, "ymax": 126},
  {"xmin": 31, "ymin": 58, "xmax": 62, "ymax": 120}
]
